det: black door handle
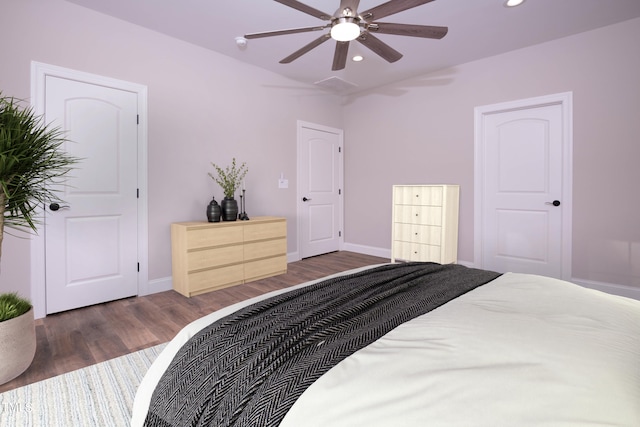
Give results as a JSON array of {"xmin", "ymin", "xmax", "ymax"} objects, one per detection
[
  {"xmin": 302, "ymin": 197, "xmax": 312, "ymax": 202},
  {"xmin": 545, "ymin": 200, "xmax": 561, "ymax": 207},
  {"xmin": 49, "ymin": 202, "xmax": 69, "ymax": 211}
]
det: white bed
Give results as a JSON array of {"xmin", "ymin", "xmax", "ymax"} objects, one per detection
[{"xmin": 132, "ymin": 264, "xmax": 640, "ymax": 426}]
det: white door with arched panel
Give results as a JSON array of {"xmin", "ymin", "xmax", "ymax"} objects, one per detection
[
  {"xmin": 297, "ymin": 121, "xmax": 343, "ymax": 259},
  {"xmin": 475, "ymin": 93, "xmax": 572, "ymax": 279},
  {"xmin": 43, "ymin": 76, "xmax": 140, "ymax": 314}
]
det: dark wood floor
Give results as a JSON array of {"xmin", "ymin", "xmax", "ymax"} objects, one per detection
[{"xmin": 0, "ymin": 251, "xmax": 387, "ymax": 393}]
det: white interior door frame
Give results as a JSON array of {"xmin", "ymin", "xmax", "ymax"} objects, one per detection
[
  {"xmin": 30, "ymin": 62, "xmax": 149, "ymax": 319},
  {"xmin": 296, "ymin": 120, "xmax": 344, "ymax": 261},
  {"xmin": 474, "ymin": 92, "xmax": 573, "ymax": 280}
]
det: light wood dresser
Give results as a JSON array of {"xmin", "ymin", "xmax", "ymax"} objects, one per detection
[
  {"xmin": 391, "ymin": 185, "xmax": 459, "ymax": 264},
  {"xmin": 171, "ymin": 216, "xmax": 287, "ymax": 297}
]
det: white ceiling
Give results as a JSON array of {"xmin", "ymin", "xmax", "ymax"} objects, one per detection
[{"xmin": 64, "ymin": 0, "xmax": 640, "ymax": 94}]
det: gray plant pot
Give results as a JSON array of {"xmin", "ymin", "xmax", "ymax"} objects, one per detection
[{"xmin": 0, "ymin": 307, "xmax": 36, "ymax": 385}]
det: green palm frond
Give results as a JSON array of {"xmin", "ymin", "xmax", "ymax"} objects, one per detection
[
  {"xmin": 0, "ymin": 292, "xmax": 31, "ymax": 322},
  {"xmin": 0, "ymin": 92, "xmax": 78, "ymax": 258}
]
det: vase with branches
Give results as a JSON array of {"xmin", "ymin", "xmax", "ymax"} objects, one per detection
[{"xmin": 209, "ymin": 158, "xmax": 248, "ymax": 221}]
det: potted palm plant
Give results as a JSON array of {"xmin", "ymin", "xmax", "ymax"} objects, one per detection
[
  {"xmin": 0, "ymin": 91, "xmax": 78, "ymax": 384},
  {"xmin": 0, "ymin": 293, "xmax": 35, "ymax": 384},
  {"xmin": 209, "ymin": 158, "xmax": 248, "ymax": 221}
]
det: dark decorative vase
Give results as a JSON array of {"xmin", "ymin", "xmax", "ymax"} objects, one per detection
[
  {"xmin": 206, "ymin": 196, "xmax": 221, "ymax": 222},
  {"xmin": 221, "ymin": 197, "xmax": 238, "ymax": 221}
]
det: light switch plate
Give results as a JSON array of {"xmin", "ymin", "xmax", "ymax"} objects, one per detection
[{"xmin": 278, "ymin": 178, "xmax": 288, "ymax": 189}]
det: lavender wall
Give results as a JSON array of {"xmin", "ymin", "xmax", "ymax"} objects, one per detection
[
  {"xmin": 342, "ymin": 17, "xmax": 640, "ymax": 293},
  {"xmin": 0, "ymin": 0, "xmax": 343, "ymax": 299},
  {"xmin": 1, "ymin": 0, "xmax": 638, "ymax": 306}
]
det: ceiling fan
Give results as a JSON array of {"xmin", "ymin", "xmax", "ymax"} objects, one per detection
[{"xmin": 244, "ymin": 0, "xmax": 448, "ymax": 71}]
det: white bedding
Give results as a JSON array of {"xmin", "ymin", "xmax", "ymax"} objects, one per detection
[{"xmin": 132, "ymin": 267, "xmax": 640, "ymax": 426}]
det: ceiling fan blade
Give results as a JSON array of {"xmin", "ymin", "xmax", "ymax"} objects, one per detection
[
  {"xmin": 332, "ymin": 41, "xmax": 350, "ymax": 71},
  {"xmin": 360, "ymin": 0, "xmax": 435, "ymax": 21},
  {"xmin": 370, "ymin": 22, "xmax": 448, "ymax": 39},
  {"xmin": 245, "ymin": 24, "xmax": 329, "ymax": 39},
  {"xmin": 280, "ymin": 34, "xmax": 331, "ymax": 64},
  {"xmin": 274, "ymin": 0, "xmax": 332, "ymax": 20},
  {"xmin": 339, "ymin": 0, "xmax": 360, "ymax": 14},
  {"xmin": 356, "ymin": 32, "xmax": 403, "ymax": 63}
]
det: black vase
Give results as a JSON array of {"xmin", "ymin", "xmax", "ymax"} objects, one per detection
[
  {"xmin": 206, "ymin": 196, "xmax": 221, "ymax": 222},
  {"xmin": 221, "ymin": 197, "xmax": 238, "ymax": 221}
]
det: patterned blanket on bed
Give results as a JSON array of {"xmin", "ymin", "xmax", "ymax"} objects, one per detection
[{"xmin": 144, "ymin": 262, "xmax": 500, "ymax": 427}]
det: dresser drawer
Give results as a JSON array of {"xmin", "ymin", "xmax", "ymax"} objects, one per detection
[
  {"xmin": 187, "ymin": 264, "xmax": 244, "ymax": 295},
  {"xmin": 186, "ymin": 226, "xmax": 243, "ymax": 250},
  {"xmin": 393, "ymin": 205, "xmax": 443, "ymax": 226},
  {"xmin": 244, "ymin": 238, "xmax": 286, "ymax": 261},
  {"xmin": 244, "ymin": 255, "xmax": 287, "ymax": 282},
  {"xmin": 392, "ymin": 241, "xmax": 442, "ymax": 263},
  {"xmin": 393, "ymin": 186, "xmax": 443, "ymax": 206},
  {"xmin": 393, "ymin": 223, "xmax": 442, "ymax": 245},
  {"xmin": 188, "ymin": 244, "xmax": 243, "ymax": 271},
  {"xmin": 244, "ymin": 220, "xmax": 286, "ymax": 242}
]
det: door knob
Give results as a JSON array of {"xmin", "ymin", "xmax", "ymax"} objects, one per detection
[
  {"xmin": 49, "ymin": 202, "xmax": 69, "ymax": 211},
  {"xmin": 302, "ymin": 197, "xmax": 312, "ymax": 202},
  {"xmin": 545, "ymin": 200, "xmax": 561, "ymax": 207}
]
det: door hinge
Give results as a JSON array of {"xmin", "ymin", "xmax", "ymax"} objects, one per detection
[
  {"xmin": 338, "ymin": 146, "xmax": 342, "ymax": 153},
  {"xmin": 137, "ymin": 188, "xmax": 139, "ymax": 198},
  {"xmin": 136, "ymin": 114, "xmax": 139, "ymax": 125},
  {"xmin": 338, "ymin": 189, "xmax": 341, "ymax": 195},
  {"xmin": 137, "ymin": 262, "xmax": 140, "ymax": 272},
  {"xmin": 339, "ymin": 231, "xmax": 342, "ymax": 237}
]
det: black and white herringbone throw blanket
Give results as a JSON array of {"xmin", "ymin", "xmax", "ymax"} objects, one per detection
[{"xmin": 144, "ymin": 262, "xmax": 500, "ymax": 427}]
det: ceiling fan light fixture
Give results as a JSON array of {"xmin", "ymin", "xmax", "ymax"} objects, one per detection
[
  {"xmin": 504, "ymin": 0, "xmax": 526, "ymax": 7},
  {"xmin": 330, "ymin": 17, "xmax": 360, "ymax": 42}
]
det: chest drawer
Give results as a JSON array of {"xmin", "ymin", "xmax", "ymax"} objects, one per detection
[
  {"xmin": 393, "ymin": 223, "xmax": 442, "ymax": 245},
  {"xmin": 393, "ymin": 205, "xmax": 443, "ymax": 226},
  {"xmin": 393, "ymin": 186, "xmax": 444, "ymax": 206},
  {"xmin": 392, "ymin": 241, "xmax": 442, "ymax": 263}
]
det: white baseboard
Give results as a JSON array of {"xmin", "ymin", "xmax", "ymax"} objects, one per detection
[
  {"xmin": 287, "ymin": 251, "xmax": 300, "ymax": 263},
  {"xmin": 141, "ymin": 276, "xmax": 173, "ymax": 296},
  {"xmin": 342, "ymin": 243, "xmax": 391, "ymax": 259}
]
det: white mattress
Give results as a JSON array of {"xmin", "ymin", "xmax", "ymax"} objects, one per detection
[{"xmin": 132, "ymin": 268, "xmax": 640, "ymax": 426}]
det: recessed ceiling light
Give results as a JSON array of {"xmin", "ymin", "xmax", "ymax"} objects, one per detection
[
  {"xmin": 352, "ymin": 55, "xmax": 364, "ymax": 62},
  {"xmin": 504, "ymin": 0, "xmax": 525, "ymax": 7}
]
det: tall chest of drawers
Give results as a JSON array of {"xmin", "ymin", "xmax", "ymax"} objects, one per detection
[
  {"xmin": 391, "ymin": 185, "xmax": 459, "ymax": 264},
  {"xmin": 171, "ymin": 216, "xmax": 287, "ymax": 297}
]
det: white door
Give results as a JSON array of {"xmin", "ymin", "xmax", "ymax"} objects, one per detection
[
  {"xmin": 475, "ymin": 93, "xmax": 572, "ymax": 279},
  {"xmin": 44, "ymin": 76, "xmax": 139, "ymax": 314},
  {"xmin": 297, "ymin": 121, "xmax": 343, "ymax": 259}
]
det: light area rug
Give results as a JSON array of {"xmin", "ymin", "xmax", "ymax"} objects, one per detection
[{"xmin": 0, "ymin": 343, "xmax": 166, "ymax": 427}]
